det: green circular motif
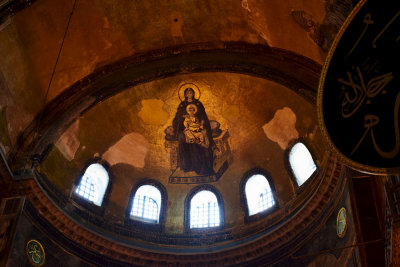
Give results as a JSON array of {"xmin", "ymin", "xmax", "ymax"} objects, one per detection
[
  {"xmin": 337, "ymin": 207, "xmax": 347, "ymax": 238},
  {"xmin": 26, "ymin": 240, "xmax": 45, "ymax": 266}
]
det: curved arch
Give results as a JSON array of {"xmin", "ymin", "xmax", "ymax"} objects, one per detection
[
  {"xmin": 126, "ymin": 179, "xmax": 167, "ymax": 230},
  {"xmin": 75, "ymin": 163, "xmax": 108, "ymax": 206},
  {"xmin": 184, "ymin": 184, "xmax": 224, "ymax": 231},
  {"xmin": 25, "ymin": 157, "xmax": 345, "ymax": 261},
  {"xmin": 71, "ymin": 158, "xmax": 113, "ymax": 214},
  {"xmin": 288, "ymin": 142, "xmax": 318, "ymax": 186},
  {"xmin": 130, "ymin": 185, "xmax": 161, "ymax": 223},
  {"xmin": 240, "ymin": 168, "xmax": 278, "ymax": 222},
  {"xmin": 10, "ymin": 42, "xmax": 321, "ymax": 169},
  {"xmin": 245, "ymin": 174, "xmax": 275, "ymax": 215}
]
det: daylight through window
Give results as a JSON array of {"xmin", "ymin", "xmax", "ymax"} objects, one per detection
[
  {"xmin": 75, "ymin": 163, "xmax": 109, "ymax": 206},
  {"xmin": 289, "ymin": 142, "xmax": 317, "ymax": 186},
  {"xmin": 130, "ymin": 185, "xmax": 161, "ymax": 223},
  {"xmin": 190, "ymin": 190, "xmax": 220, "ymax": 228},
  {"xmin": 245, "ymin": 174, "xmax": 275, "ymax": 216}
]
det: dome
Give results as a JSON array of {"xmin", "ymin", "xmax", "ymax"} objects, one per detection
[{"xmin": 0, "ymin": 0, "xmax": 385, "ymax": 266}]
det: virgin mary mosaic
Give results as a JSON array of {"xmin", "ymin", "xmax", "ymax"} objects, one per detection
[{"xmin": 165, "ymin": 83, "xmax": 232, "ymax": 184}]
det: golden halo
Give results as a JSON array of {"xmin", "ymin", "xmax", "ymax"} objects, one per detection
[
  {"xmin": 186, "ymin": 103, "xmax": 198, "ymax": 114},
  {"xmin": 178, "ymin": 83, "xmax": 201, "ymax": 101}
]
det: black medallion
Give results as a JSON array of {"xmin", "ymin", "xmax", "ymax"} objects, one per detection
[
  {"xmin": 318, "ymin": 0, "xmax": 400, "ymax": 173},
  {"xmin": 26, "ymin": 240, "xmax": 45, "ymax": 266}
]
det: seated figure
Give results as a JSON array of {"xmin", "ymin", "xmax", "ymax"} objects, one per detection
[
  {"xmin": 165, "ymin": 117, "xmax": 232, "ymax": 182},
  {"xmin": 183, "ymin": 104, "xmax": 209, "ymax": 148}
]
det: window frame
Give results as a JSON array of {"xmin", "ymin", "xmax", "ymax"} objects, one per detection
[
  {"xmin": 125, "ymin": 179, "xmax": 167, "ymax": 232},
  {"xmin": 70, "ymin": 157, "xmax": 113, "ymax": 216},
  {"xmin": 184, "ymin": 184, "xmax": 224, "ymax": 233},
  {"xmin": 240, "ymin": 168, "xmax": 279, "ymax": 223},
  {"xmin": 285, "ymin": 139, "xmax": 319, "ymax": 193}
]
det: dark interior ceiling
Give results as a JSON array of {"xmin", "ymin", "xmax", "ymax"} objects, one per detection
[{"xmin": 0, "ymin": 0, "xmax": 360, "ymax": 265}]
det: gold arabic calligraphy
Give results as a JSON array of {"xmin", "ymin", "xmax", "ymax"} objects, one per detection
[
  {"xmin": 28, "ymin": 243, "xmax": 43, "ymax": 264},
  {"xmin": 345, "ymin": 13, "xmax": 374, "ymax": 59},
  {"xmin": 338, "ymin": 67, "xmax": 393, "ymax": 118},
  {"xmin": 372, "ymin": 10, "xmax": 400, "ymax": 48},
  {"xmin": 350, "ymin": 92, "xmax": 400, "ymax": 158},
  {"xmin": 346, "ymin": 9, "xmax": 400, "ymax": 59},
  {"xmin": 338, "ymin": 6, "xmax": 400, "ymax": 160}
]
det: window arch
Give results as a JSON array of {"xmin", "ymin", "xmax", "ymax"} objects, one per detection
[
  {"xmin": 75, "ymin": 163, "xmax": 109, "ymax": 206},
  {"xmin": 288, "ymin": 142, "xmax": 317, "ymax": 186},
  {"xmin": 245, "ymin": 174, "xmax": 275, "ymax": 216},
  {"xmin": 240, "ymin": 168, "xmax": 278, "ymax": 221},
  {"xmin": 130, "ymin": 185, "xmax": 161, "ymax": 223},
  {"xmin": 126, "ymin": 179, "xmax": 167, "ymax": 229},
  {"xmin": 185, "ymin": 185, "xmax": 224, "ymax": 230}
]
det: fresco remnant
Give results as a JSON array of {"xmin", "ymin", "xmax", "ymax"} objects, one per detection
[
  {"xmin": 55, "ymin": 120, "xmax": 80, "ymax": 161},
  {"xmin": 263, "ymin": 107, "xmax": 299, "ymax": 150},
  {"xmin": 103, "ymin": 132, "xmax": 149, "ymax": 168}
]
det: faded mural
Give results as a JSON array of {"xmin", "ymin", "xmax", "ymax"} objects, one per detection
[{"xmin": 291, "ymin": 0, "xmax": 356, "ymax": 52}]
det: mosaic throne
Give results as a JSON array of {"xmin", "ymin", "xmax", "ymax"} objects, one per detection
[{"xmin": 165, "ymin": 123, "xmax": 232, "ymax": 184}]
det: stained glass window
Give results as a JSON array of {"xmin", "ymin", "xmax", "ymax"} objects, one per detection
[
  {"xmin": 289, "ymin": 142, "xmax": 317, "ymax": 186},
  {"xmin": 190, "ymin": 190, "xmax": 220, "ymax": 228},
  {"xmin": 75, "ymin": 163, "xmax": 109, "ymax": 206},
  {"xmin": 245, "ymin": 174, "xmax": 275, "ymax": 216},
  {"xmin": 130, "ymin": 185, "xmax": 161, "ymax": 223}
]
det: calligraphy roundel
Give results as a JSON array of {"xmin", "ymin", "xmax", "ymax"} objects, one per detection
[
  {"xmin": 317, "ymin": 0, "xmax": 400, "ymax": 173},
  {"xmin": 26, "ymin": 240, "xmax": 45, "ymax": 266},
  {"xmin": 337, "ymin": 207, "xmax": 348, "ymax": 238}
]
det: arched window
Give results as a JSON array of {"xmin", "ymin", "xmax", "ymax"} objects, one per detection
[
  {"xmin": 130, "ymin": 185, "xmax": 162, "ymax": 223},
  {"xmin": 240, "ymin": 169, "xmax": 278, "ymax": 222},
  {"xmin": 245, "ymin": 174, "xmax": 276, "ymax": 216},
  {"xmin": 289, "ymin": 142, "xmax": 317, "ymax": 186},
  {"xmin": 190, "ymin": 190, "xmax": 220, "ymax": 228},
  {"xmin": 75, "ymin": 163, "xmax": 109, "ymax": 206}
]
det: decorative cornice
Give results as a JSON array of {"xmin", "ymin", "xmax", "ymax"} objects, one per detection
[
  {"xmin": 0, "ymin": 0, "xmax": 38, "ymax": 27},
  {"xmin": 22, "ymin": 155, "xmax": 344, "ymax": 266},
  {"xmin": 10, "ymin": 42, "xmax": 334, "ymax": 265}
]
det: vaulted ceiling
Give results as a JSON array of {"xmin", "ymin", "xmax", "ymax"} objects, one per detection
[{"xmin": 0, "ymin": 0, "xmax": 357, "ymax": 265}]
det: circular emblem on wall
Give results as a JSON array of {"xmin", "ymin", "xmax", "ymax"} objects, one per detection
[
  {"xmin": 336, "ymin": 207, "xmax": 348, "ymax": 238},
  {"xmin": 26, "ymin": 240, "xmax": 45, "ymax": 266}
]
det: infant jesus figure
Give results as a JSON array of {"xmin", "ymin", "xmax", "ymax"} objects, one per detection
[{"xmin": 183, "ymin": 104, "xmax": 210, "ymax": 148}]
